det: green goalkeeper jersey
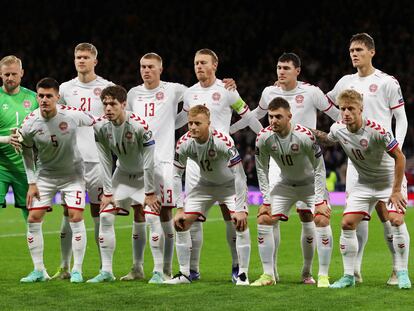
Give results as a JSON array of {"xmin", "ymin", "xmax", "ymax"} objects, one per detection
[{"xmin": 0, "ymin": 86, "xmax": 38, "ymax": 172}]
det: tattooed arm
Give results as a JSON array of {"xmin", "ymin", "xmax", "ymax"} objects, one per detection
[{"xmin": 309, "ymin": 129, "xmax": 337, "ymax": 147}]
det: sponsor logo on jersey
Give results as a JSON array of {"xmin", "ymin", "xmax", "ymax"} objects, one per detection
[
  {"xmin": 295, "ymin": 95, "xmax": 304, "ymax": 104},
  {"xmin": 125, "ymin": 131, "xmax": 133, "ymax": 139},
  {"xmin": 156, "ymin": 91, "xmax": 164, "ymax": 100},
  {"xmin": 59, "ymin": 122, "xmax": 68, "ymax": 131},
  {"xmin": 208, "ymin": 149, "xmax": 216, "ymax": 158},
  {"xmin": 72, "ymin": 90, "xmax": 78, "ymax": 96},
  {"xmin": 93, "ymin": 88, "xmax": 102, "ymax": 96},
  {"xmin": 369, "ymin": 84, "xmax": 378, "ymax": 93},
  {"xmin": 23, "ymin": 100, "xmax": 31, "ymax": 108},
  {"xmin": 271, "ymin": 143, "xmax": 278, "ymax": 151},
  {"xmin": 193, "ymin": 95, "xmax": 198, "ymax": 100},
  {"xmin": 291, "ymin": 143, "xmax": 299, "ymax": 152},
  {"xmin": 212, "ymin": 92, "xmax": 221, "ymax": 101},
  {"xmin": 359, "ymin": 138, "xmax": 368, "ymax": 148}
]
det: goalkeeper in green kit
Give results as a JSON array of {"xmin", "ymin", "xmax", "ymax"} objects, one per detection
[{"xmin": 0, "ymin": 55, "xmax": 38, "ymax": 221}]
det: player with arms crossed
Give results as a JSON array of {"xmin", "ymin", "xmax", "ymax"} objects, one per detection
[
  {"xmin": 175, "ymin": 48, "xmax": 262, "ymax": 282},
  {"xmin": 88, "ymin": 85, "xmax": 161, "ymax": 283},
  {"xmin": 164, "ymin": 105, "xmax": 250, "ymax": 285},
  {"xmin": 252, "ymin": 97, "xmax": 329, "ymax": 287},
  {"xmin": 0, "ymin": 55, "xmax": 38, "ymax": 221},
  {"xmin": 326, "ymin": 33, "xmax": 408, "ymax": 285},
  {"xmin": 50, "ymin": 43, "xmax": 114, "ymax": 280},
  {"xmin": 19, "ymin": 78, "xmax": 95, "ymax": 283},
  {"xmin": 231, "ymin": 52, "xmax": 339, "ymax": 286},
  {"xmin": 313, "ymin": 89, "xmax": 410, "ymax": 289}
]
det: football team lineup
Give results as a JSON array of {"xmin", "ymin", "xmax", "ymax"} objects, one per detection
[{"xmin": 0, "ymin": 32, "xmax": 410, "ymax": 291}]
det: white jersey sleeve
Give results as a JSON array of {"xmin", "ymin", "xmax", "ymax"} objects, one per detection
[{"xmin": 255, "ymin": 126, "xmax": 272, "ymax": 205}]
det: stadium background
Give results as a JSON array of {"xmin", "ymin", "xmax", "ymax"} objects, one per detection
[{"xmin": 2, "ymin": 0, "xmax": 413, "ymax": 196}]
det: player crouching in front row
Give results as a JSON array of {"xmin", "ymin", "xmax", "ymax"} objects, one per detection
[
  {"xmin": 252, "ymin": 97, "xmax": 331, "ymax": 287},
  {"xmin": 164, "ymin": 105, "xmax": 251, "ymax": 285},
  {"xmin": 312, "ymin": 89, "xmax": 410, "ymax": 289}
]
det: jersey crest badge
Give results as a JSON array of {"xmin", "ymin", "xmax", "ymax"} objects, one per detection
[
  {"xmin": 208, "ymin": 149, "xmax": 217, "ymax": 158},
  {"xmin": 212, "ymin": 92, "xmax": 221, "ymax": 101},
  {"xmin": 271, "ymin": 143, "xmax": 278, "ymax": 151},
  {"xmin": 125, "ymin": 131, "xmax": 133, "ymax": 140},
  {"xmin": 23, "ymin": 100, "xmax": 32, "ymax": 108},
  {"xmin": 369, "ymin": 84, "xmax": 378, "ymax": 93},
  {"xmin": 59, "ymin": 122, "xmax": 68, "ymax": 131},
  {"xmin": 295, "ymin": 95, "xmax": 304, "ymax": 104},
  {"xmin": 156, "ymin": 91, "xmax": 164, "ymax": 100},
  {"xmin": 93, "ymin": 88, "xmax": 102, "ymax": 96},
  {"xmin": 359, "ymin": 138, "xmax": 368, "ymax": 148},
  {"xmin": 291, "ymin": 143, "xmax": 299, "ymax": 152}
]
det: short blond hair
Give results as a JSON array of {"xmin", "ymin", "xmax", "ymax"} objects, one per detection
[
  {"xmin": 74, "ymin": 42, "xmax": 98, "ymax": 58},
  {"xmin": 141, "ymin": 52, "xmax": 163, "ymax": 67},
  {"xmin": 337, "ymin": 89, "xmax": 363, "ymax": 108},
  {"xmin": 195, "ymin": 48, "xmax": 218, "ymax": 65},
  {"xmin": 0, "ymin": 55, "xmax": 22, "ymax": 69},
  {"xmin": 188, "ymin": 105, "xmax": 210, "ymax": 119}
]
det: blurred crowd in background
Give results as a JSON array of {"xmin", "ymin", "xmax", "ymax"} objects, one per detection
[{"xmin": 2, "ymin": 0, "xmax": 413, "ymax": 190}]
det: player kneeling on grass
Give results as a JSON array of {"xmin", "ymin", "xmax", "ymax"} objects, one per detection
[
  {"xmin": 252, "ymin": 97, "xmax": 331, "ymax": 287},
  {"xmin": 312, "ymin": 89, "xmax": 410, "ymax": 289},
  {"xmin": 164, "ymin": 105, "xmax": 251, "ymax": 285},
  {"xmin": 88, "ymin": 85, "xmax": 161, "ymax": 283},
  {"xmin": 19, "ymin": 77, "xmax": 96, "ymax": 283}
]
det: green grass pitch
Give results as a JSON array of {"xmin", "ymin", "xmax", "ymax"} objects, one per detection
[{"xmin": 1, "ymin": 205, "xmax": 414, "ymax": 311}]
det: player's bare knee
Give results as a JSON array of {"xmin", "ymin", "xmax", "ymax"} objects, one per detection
[
  {"xmin": 314, "ymin": 215, "xmax": 330, "ymax": 227},
  {"xmin": 389, "ymin": 214, "xmax": 404, "ymax": 227},
  {"xmin": 341, "ymin": 219, "xmax": 357, "ymax": 230},
  {"xmin": 90, "ymin": 203, "xmax": 100, "ymax": 218},
  {"xmin": 132, "ymin": 204, "xmax": 145, "ymax": 222},
  {"xmin": 375, "ymin": 202, "xmax": 389, "ymax": 222},
  {"xmin": 62, "ymin": 205, "xmax": 69, "ymax": 216},
  {"xmin": 160, "ymin": 207, "xmax": 172, "ymax": 222},
  {"xmin": 298, "ymin": 211, "xmax": 313, "ymax": 222}
]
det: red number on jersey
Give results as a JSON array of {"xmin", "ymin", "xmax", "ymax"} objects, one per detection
[
  {"xmin": 145, "ymin": 103, "xmax": 155, "ymax": 117},
  {"xmin": 80, "ymin": 97, "xmax": 91, "ymax": 111}
]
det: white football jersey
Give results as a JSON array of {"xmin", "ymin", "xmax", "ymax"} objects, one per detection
[
  {"xmin": 20, "ymin": 105, "xmax": 95, "ymax": 181},
  {"xmin": 328, "ymin": 120, "xmax": 398, "ymax": 184},
  {"xmin": 183, "ymin": 79, "xmax": 249, "ymax": 134},
  {"xmin": 326, "ymin": 69, "xmax": 404, "ymax": 131},
  {"xmin": 259, "ymin": 81, "xmax": 337, "ymax": 128},
  {"xmin": 59, "ymin": 76, "xmax": 114, "ymax": 162},
  {"xmin": 255, "ymin": 124, "xmax": 326, "ymax": 205},
  {"xmin": 127, "ymin": 81, "xmax": 187, "ymax": 164},
  {"xmin": 94, "ymin": 111, "xmax": 156, "ymax": 195},
  {"xmin": 174, "ymin": 130, "xmax": 242, "ymax": 186}
]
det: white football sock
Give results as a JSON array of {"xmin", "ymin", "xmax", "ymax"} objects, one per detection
[
  {"xmin": 145, "ymin": 213, "xmax": 164, "ymax": 273},
  {"xmin": 301, "ymin": 221, "xmax": 315, "ymax": 276},
  {"xmin": 99, "ymin": 213, "xmax": 116, "ymax": 274},
  {"xmin": 257, "ymin": 224, "xmax": 275, "ymax": 277},
  {"xmin": 273, "ymin": 222, "xmax": 280, "ymax": 277},
  {"xmin": 236, "ymin": 228, "xmax": 251, "ymax": 275},
  {"xmin": 392, "ymin": 223, "xmax": 410, "ymax": 271},
  {"xmin": 70, "ymin": 220, "xmax": 87, "ymax": 273},
  {"xmin": 132, "ymin": 221, "xmax": 146, "ymax": 267},
  {"xmin": 59, "ymin": 216, "xmax": 72, "ymax": 269},
  {"xmin": 176, "ymin": 230, "xmax": 192, "ymax": 276},
  {"xmin": 315, "ymin": 225, "xmax": 332, "ymax": 276},
  {"xmin": 225, "ymin": 220, "xmax": 239, "ymax": 267},
  {"xmin": 340, "ymin": 229, "xmax": 358, "ymax": 276},
  {"xmin": 383, "ymin": 220, "xmax": 396, "ymax": 271},
  {"xmin": 161, "ymin": 219, "xmax": 174, "ymax": 275},
  {"xmin": 189, "ymin": 221, "xmax": 203, "ymax": 272},
  {"xmin": 354, "ymin": 220, "xmax": 368, "ymax": 275},
  {"xmin": 27, "ymin": 222, "xmax": 45, "ymax": 271}
]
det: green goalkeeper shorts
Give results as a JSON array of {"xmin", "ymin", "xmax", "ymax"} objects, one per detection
[{"xmin": 0, "ymin": 169, "xmax": 28, "ymax": 208}]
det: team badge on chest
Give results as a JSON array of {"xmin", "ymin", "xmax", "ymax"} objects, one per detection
[
  {"xmin": 212, "ymin": 92, "xmax": 221, "ymax": 102},
  {"xmin": 291, "ymin": 143, "xmax": 300, "ymax": 153},
  {"xmin": 271, "ymin": 143, "xmax": 278, "ymax": 151},
  {"xmin": 23, "ymin": 100, "xmax": 31, "ymax": 108},
  {"xmin": 125, "ymin": 131, "xmax": 133, "ymax": 140},
  {"xmin": 59, "ymin": 122, "xmax": 68, "ymax": 131},
  {"xmin": 93, "ymin": 88, "xmax": 102, "ymax": 96},
  {"xmin": 369, "ymin": 84, "xmax": 378, "ymax": 93},
  {"xmin": 359, "ymin": 138, "xmax": 368, "ymax": 149},
  {"xmin": 156, "ymin": 91, "xmax": 164, "ymax": 100},
  {"xmin": 208, "ymin": 149, "xmax": 217, "ymax": 158}
]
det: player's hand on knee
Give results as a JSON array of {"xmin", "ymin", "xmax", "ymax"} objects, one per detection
[
  {"xmin": 100, "ymin": 194, "xmax": 114, "ymax": 212},
  {"xmin": 388, "ymin": 191, "xmax": 407, "ymax": 213},
  {"xmin": 315, "ymin": 202, "xmax": 330, "ymax": 218},
  {"xmin": 174, "ymin": 208, "xmax": 186, "ymax": 230},
  {"xmin": 26, "ymin": 183, "xmax": 40, "ymax": 208},
  {"xmin": 233, "ymin": 212, "xmax": 248, "ymax": 231},
  {"xmin": 144, "ymin": 193, "xmax": 161, "ymax": 214},
  {"xmin": 257, "ymin": 204, "xmax": 271, "ymax": 218}
]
